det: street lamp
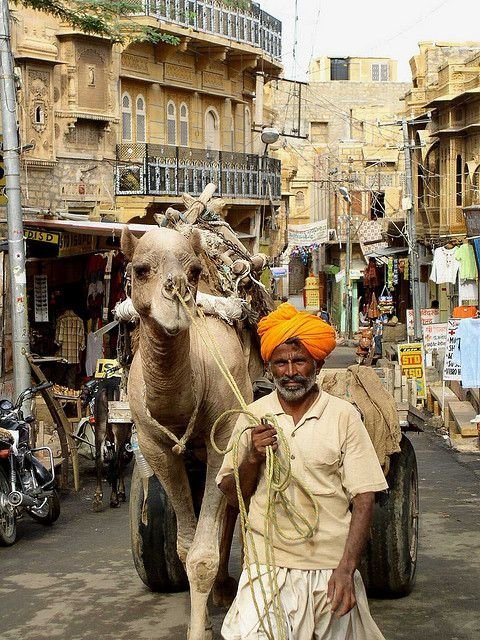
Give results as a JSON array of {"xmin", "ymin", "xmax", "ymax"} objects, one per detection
[
  {"xmin": 339, "ymin": 187, "xmax": 353, "ymax": 340},
  {"xmin": 260, "ymin": 127, "xmax": 280, "ymax": 155}
]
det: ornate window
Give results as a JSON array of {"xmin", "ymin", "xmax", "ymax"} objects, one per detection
[
  {"xmin": 179, "ymin": 102, "xmax": 189, "ymax": 147},
  {"xmin": 122, "ymin": 92, "xmax": 132, "ymax": 142},
  {"xmin": 205, "ymin": 107, "xmax": 220, "ymax": 150},
  {"xmin": 167, "ymin": 100, "xmax": 177, "ymax": 146},
  {"xmin": 295, "ymin": 191, "xmax": 305, "ymax": 210},
  {"xmin": 136, "ymin": 95, "xmax": 146, "ymax": 143}
]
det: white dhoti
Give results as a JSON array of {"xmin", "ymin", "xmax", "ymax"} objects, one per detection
[{"xmin": 221, "ymin": 567, "xmax": 386, "ymax": 640}]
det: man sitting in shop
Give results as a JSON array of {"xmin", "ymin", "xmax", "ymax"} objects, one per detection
[{"xmin": 217, "ymin": 302, "xmax": 387, "ymax": 640}]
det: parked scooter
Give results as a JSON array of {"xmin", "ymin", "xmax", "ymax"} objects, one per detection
[{"xmin": 0, "ymin": 382, "xmax": 60, "ymax": 545}]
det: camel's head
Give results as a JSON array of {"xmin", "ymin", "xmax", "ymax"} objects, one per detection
[{"xmin": 121, "ymin": 226, "xmax": 203, "ymax": 336}]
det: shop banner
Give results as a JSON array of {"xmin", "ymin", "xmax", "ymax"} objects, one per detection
[
  {"xmin": 422, "ymin": 322, "xmax": 448, "ymax": 353},
  {"xmin": 271, "ymin": 267, "xmax": 288, "ymax": 279},
  {"xmin": 406, "ymin": 308, "xmax": 440, "ymax": 337},
  {"xmin": 443, "ymin": 318, "xmax": 461, "ymax": 380},
  {"xmin": 397, "ymin": 342, "xmax": 427, "ymax": 399},
  {"xmin": 288, "ymin": 221, "xmax": 328, "ymax": 246}
]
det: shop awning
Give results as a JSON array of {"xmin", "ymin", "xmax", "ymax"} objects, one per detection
[
  {"xmin": 18, "ymin": 217, "xmax": 154, "ymax": 238},
  {"xmin": 365, "ymin": 246, "xmax": 408, "ymax": 258},
  {"xmin": 362, "ymin": 147, "xmax": 399, "ymax": 164}
]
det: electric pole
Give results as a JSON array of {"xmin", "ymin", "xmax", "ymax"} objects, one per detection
[
  {"xmin": 0, "ymin": 0, "xmax": 31, "ymax": 399},
  {"xmin": 401, "ymin": 119, "xmax": 422, "ymax": 341},
  {"xmin": 339, "ymin": 187, "xmax": 353, "ymax": 339}
]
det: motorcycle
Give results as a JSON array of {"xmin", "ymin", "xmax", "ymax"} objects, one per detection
[{"xmin": 0, "ymin": 382, "xmax": 60, "ymax": 546}]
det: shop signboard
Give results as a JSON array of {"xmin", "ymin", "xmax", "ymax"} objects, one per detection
[
  {"xmin": 271, "ymin": 266, "xmax": 288, "ymax": 279},
  {"xmin": 58, "ymin": 232, "xmax": 96, "ymax": 257},
  {"xmin": 288, "ymin": 220, "xmax": 328, "ymax": 246},
  {"xmin": 406, "ymin": 308, "xmax": 440, "ymax": 337},
  {"xmin": 397, "ymin": 342, "xmax": 427, "ymax": 399},
  {"xmin": 25, "ymin": 228, "xmax": 60, "ymax": 244},
  {"xmin": 443, "ymin": 318, "xmax": 461, "ymax": 380},
  {"xmin": 422, "ymin": 322, "xmax": 448, "ymax": 353}
]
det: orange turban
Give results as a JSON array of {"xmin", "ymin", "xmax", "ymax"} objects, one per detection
[{"xmin": 257, "ymin": 302, "xmax": 336, "ymax": 363}]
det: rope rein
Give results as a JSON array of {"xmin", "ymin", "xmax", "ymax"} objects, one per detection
[{"xmin": 172, "ymin": 286, "xmax": 320, "ymax": 640}]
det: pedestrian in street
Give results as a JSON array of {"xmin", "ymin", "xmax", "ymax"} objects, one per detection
[
  {"xmin": 217, "ymin": 302, "xmax": 387, "ymax": 640},
  {"xmin": 317, "ymin": 302, "xmax": 331, "ymax": 324}
]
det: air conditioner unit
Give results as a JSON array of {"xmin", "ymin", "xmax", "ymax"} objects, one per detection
[{"xmin": 328, "ymin": 229, "xmax": 338, "ymax": 242}]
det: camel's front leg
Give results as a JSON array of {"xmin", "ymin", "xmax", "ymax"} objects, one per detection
[
  {"xmin": 186, "ymin": 446, "xmax": 226, "ymax": 640},
  {"xmin": 145, "ymin": 439, "xmax": 198, "ymax": 567}
]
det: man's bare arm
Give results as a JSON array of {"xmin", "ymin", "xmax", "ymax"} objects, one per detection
[
  {"xmin": 328, "ymin": 491, "xmax": 375, "ymax": 617},
  {"xmin": 218, "ymin": 422, "xmax": 277, "ymax": 508}
]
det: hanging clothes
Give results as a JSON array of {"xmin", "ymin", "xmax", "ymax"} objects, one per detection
[
  {"xmin": 455, "ymin": 242, "xmax": 478, "ymax": 280},
  {"xmin": 363, "ymin": 258, "xmax": 379, "ymax": 288},
  {"xmin": 429, "ymin": 246, "xmax": 460, "ymax": 284},
  {"xmin": 367, "ymin": 292, "xmax": 380, "ymax": 320},
  {"xmin": 455, "ymin": 318, "xmax": 480, "ymax": 388}
]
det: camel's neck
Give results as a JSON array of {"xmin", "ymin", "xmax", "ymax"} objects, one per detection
[{"xmin": 138, "ymin": 318, "xmax": 196, "ymax": 422}]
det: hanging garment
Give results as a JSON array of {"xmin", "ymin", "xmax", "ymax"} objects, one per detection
[
  {"xmin": 85, "ymin": 332, "xmax": 105, "ymax": 377},
  {"xmin": 452, "ymin": 305, "xmax": 478, "ymax": 319},
  {"xmin": 455, "ymin": 318, "xmax": 480, "ymax": 388},
  {"xmin": 429, "ymin": 246, "xmax": 460, "ymax": 284},
  {"xmin": 367, "ymin": 292, "xmax": 380, "ymax": 320},
  {"xmin": 458, "ymin": 280, "xmax": 478, "ymax": 305},
  {"xmin": 455, "ymin": 242, "xmax": 478, "ymax": 280},
  {"xmin": 55, "ymin": 310, "xmax": 85, "ymax": 364},
  {"xmin": 363, "ymin": 258, "xmax": 379, "ymax": 288}
]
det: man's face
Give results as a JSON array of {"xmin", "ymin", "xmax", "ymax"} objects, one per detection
[{"xmin": 269, "ymin": 341, "xmax": 320, "ymax": 402}]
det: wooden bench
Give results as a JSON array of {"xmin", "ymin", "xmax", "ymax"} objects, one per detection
[
  {"xmin": 446, "ymin": 400, "xmax": 478, "ymax": 437},
  {"xmin": 429, "ymin": 385, "xmax": 457, "ymax": 412}
]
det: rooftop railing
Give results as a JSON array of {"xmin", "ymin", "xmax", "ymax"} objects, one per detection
[
  {"xmin": 115, "ymin": 143, "xmax": 281, "ymax": 200},
  {"xmin": 140, "ymin": 0, "xmax": 282, "ymax": 60}
]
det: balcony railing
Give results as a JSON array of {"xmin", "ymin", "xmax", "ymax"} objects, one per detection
[
  {"xmin": 139, "ymin": 0, "xmax": 281, "ymax": 60},
  {"xmin": 116, "ymin": 143, "xmax": 281, "ymax": 200}
]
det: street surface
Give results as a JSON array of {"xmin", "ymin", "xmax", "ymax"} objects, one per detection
[{"xmin": 0, "ymin": 427, "xmax": 479, "ymax": 640}]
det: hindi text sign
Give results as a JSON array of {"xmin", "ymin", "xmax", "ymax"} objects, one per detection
[
  {"xmin": 288, "ymin": 220, "xmax": 328, "ymax": 246},
  {"xmin": 422, "ymin": 323, "xmax": 448, "ymax": 353},
  {"xmin": 443, "ymin": 318, "xmax": 461, "ymax": 381}
]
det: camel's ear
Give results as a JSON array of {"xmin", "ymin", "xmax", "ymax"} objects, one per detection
[
  {"xmin": 121, "ymin": 226, "xmax": 138, "ymax": 261},
  {"xmin": 190, "ymin": 228, "xmax": 203, "ymax": 256}
]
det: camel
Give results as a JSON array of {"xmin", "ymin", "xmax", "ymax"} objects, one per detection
[{"xmin": 121, "ymin": 198, "xmax": 268, "ymax": 639}]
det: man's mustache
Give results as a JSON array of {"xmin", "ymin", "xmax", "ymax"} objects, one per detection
[{"xmin": 277, "ymin": 375, "xmax": 308, "ymax": 385}]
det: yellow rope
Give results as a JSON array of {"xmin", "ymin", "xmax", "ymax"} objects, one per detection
[{"xmin": 174, "ymin": 288, "xmax": 319, "ymax": 640}]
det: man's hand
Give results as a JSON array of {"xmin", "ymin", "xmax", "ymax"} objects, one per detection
[
  {"xmin": 327, "ymin": 567, "xmax": 356, "ymax": 617},
  {"xmin": 249, "ymin": 421, "xmax": 278, "ymax": 462}
]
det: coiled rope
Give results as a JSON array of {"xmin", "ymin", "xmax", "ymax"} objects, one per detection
[{"xmin": 173, "ymin": 287, "xmax": 320, "ymax": 640}]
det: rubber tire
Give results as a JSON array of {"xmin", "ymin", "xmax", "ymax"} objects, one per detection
[
  {"xmin": 0, "ymin": 467, "xmax": 17, "ymax": 546},
  {"xmin": 28, "ymin": 490, "xmax": 61, "ymax": 525},
  {"xmin": 129, "ymin": 463, "xmax": 188, "ymax": 593},
  {"xmin": 361, "ymin": 434, "xmax": 419, "ymax": 597}
]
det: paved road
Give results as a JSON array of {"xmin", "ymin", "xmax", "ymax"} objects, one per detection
[{"xmin": 0, "ymin": 428, "xmax": 479, "ymax": 640}]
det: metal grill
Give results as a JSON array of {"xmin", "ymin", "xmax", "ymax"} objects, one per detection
[
  {"xmin": 141, "ymin": 0, "xmax": 281, "ymax": 60},
  {"xmin": 115, "ymin": 144, "xmax": 281, "ymax": 199}
]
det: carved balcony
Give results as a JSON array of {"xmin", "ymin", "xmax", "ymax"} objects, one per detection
[
  {"xmin": 115, "ymin": 143, "xmax": 281, "ymax": 201},
  {"xmin": 137, "ymin": 0, "xmax": 281, "ymax": 60}
]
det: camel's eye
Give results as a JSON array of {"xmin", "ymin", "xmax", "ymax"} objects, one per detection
[{"xmin": 134, "ymin": 263, "xmax": 150, "ymax": 279}]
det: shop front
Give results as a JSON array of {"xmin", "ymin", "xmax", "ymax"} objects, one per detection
[{"xmin": 0, "ymin": 218, "xmax": 152, "ymax": 390}]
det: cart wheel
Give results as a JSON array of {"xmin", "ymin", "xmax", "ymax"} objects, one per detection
[
  {"xmin": 361, "ymin": 434, "xmax": 419, "ymax": 597},
  {"xmin": 129, "ymin": 464, "xmax": 188, "ymax": 592}
]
